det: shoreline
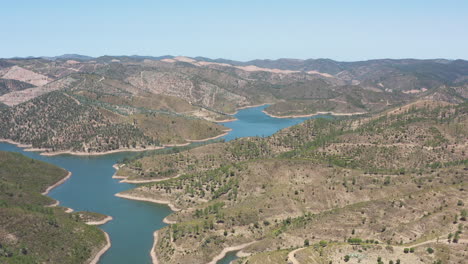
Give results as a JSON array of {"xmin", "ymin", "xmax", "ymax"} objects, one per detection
[
  {"xmin": 226, "ymin": 103, "xmax": 271, "ymax": 115},
  {"xmin": 262, "ymin": 110, "xmax": 367, "ymax": 119},
  {"xmin": 151, "ymin": 231, "xmax": 160, "ymax": 264},
  {"xmin": 42, "ymin": 171, "xmax": 72, "ymax": 195},
  {"xmin": 88, "ymin": 231, "xmax": 111, "ymax": 264},
  {"xmin": 115, "ymin": 192, "xmax": 180, "ymax": 212},
  {"xmin": 185, "ymin": 130, "xmax": 229, "ymax": 143},
  {"xmin": 206, "ymin": 241, "xmax": 256, "ymax": 264},
  {"xmin": 40, "ymin": 145, "xmax": 166, "ymax": 157},
  {"xmin": 0, "ymin": 138, "xmax": 32, "ymax": 148},
  {"xmin": 162, "ymin": 142, "xmax": 191, "ymax": 147},
  {"xmin": 86, "ymin": 215, "xmax": 114, "ymax": 226},
  {"xmin": 117, "ymin": 173, "xmax": 182, "ymax": 184},
  {"xmin": 46, "ymin": 200, "xmax": 60, "ymax": 207},
  {"xmin": 2, "ymin": 128, "xmax": 231, "ymax": 157},
  {"xmin": 162, "ymin": 216, "xmax": 177, "ymax": 224},
  {"xmin": 215, "ymin": 117, "xmax": 238, "ymax": 123},
  {"xmin": 112, "ymin": 164, "xmax": 184, "ymax": 184}
]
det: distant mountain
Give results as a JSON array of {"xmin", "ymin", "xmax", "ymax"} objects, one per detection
[
  {"xmin": 0, "ymin": 55, "xmax": 467, "ymax": 154},
  {"xmin": 42, "ymin": 54, "xmax": 95, "ymax": 61}
]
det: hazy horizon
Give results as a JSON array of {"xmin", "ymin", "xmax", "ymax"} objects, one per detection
[
  {"xmin": 4, "ymin": 53, "xmax": 468, "ymax": 63},
  {"xmin": 2, "ymin": 0, "xmax": 468, "ymax": 61}
]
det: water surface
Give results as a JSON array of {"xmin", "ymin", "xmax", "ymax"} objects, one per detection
[
  {"xmin": 0, "ymin": 105, "xmax": 328, "ymax": 264},
  {"xmin": 221, "ymin": 105, "xmax": 322, "ymax": 141}
]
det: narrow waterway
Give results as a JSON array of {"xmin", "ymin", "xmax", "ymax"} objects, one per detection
[{"xmin": 0, "ymin": 105, "xmax": 328, "ymax": 264}]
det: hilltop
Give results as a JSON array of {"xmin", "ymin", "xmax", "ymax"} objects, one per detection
[
  {"xmin": 0, "ymin": 151, "xmax": 108, "ymax": 263},
  {"xmin": 0, "ymin": 55, "xmax": 467, "ymax": 154},
  {"xmin": 115, "ymin": 99, "xmax": 467, "ymax": 264}
]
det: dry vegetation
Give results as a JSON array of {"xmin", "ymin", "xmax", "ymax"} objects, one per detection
[{"xmin": 117, "ymin": 100, "xmax": 467, "ymax": 264}]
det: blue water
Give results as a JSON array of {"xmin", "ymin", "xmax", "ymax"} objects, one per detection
[
  {"xmin": 221, "ymin": 105, "xmax": 323, "ymax": 142},
  {"xmin": 0, "ymin": 105, "xmax": 328, "ymax": 264},
  {"xmin": 217, "ymin": 251, "xmax": 239, "ymax": 264}
]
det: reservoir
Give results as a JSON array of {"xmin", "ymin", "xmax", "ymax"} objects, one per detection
[{"xmin": 0, "ymin": 105, "xmax": 328, "ymax": 264}]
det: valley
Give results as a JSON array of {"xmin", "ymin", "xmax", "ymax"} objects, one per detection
[
  {"xmin": 0, "ymin": 54, "xmax": 466, "ymax": 264},
  {"xmin": 1, "ymin": 56, "xmax": 467, "ymax": 155}
]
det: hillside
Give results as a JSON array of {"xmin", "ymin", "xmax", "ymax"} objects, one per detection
[
  {"xmin": 1, "ymin": 57, "xmax": 467, "ymax": 117},
  {"xmin": 0, "ymin": 56, "xmax": 467, "ymax": 154},
  {"xmin": 116, "ymin": 100, "xmax": 467, "ymax": 264},
  {"xmin": 0, "ymin": 91, "xmax": 227, "ymax": 154},
  {"xmin": 0, "ymin": 151, "xmax": 107, "ymax": 263},
  {"xmin": 0, "ymin": 79, "xmax": 34, "ymax": 95}
]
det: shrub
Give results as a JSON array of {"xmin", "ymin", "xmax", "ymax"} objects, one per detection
[
  {"xmin": 461, "ymin": 210, "xmax": 467, "ymax": 221},
  {"xmin": 344, "ymin": 255, "xmax": 350, "ymax": 262},
  {"xmin": 427, "ymin": 247, "xmax": 434, "ymax": 254},
  {"xmin": 347, "ymin": 238, "xmax": 363, "ymax": 244}
]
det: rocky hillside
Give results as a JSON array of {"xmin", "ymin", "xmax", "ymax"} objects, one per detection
[
  {"xmin": 117, "ymin": 99, "xmax": 467, "ymax": 264},
  {"xmin": 0, "ymin": 151, "xmax": 107, "ymax": 263}
]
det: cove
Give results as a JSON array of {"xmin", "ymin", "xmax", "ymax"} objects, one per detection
[{"xmin": 0, "ymin": 105, "xmax": 329, "ymax": 264}]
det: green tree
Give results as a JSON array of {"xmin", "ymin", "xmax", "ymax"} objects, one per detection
[
  {"xmin": 461, "ymin": 209, "xmax": 467, "ymax": 221},
  {"xmin": 344, "ymin": 255, "xmax": 350, "ymax": 262}
]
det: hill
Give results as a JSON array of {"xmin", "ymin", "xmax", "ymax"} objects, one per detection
[
  {"xmin": 0, "ymin": 151, "xmax": 107, "ymax": 263},
  {"xmin": 116, "ymin": 100, "xmax": 467, "ymax": 264},
  {"xmin": 0, "ymin": 79, "xmax": 35, "ymax": 96},
  {"xmin": 0, "ymin": 91, "xmax": 227, "ymax": 154},
  {"xmin": 1, "ymin": 56, "xmax": 467, "ymax": 116},
  {"xmin": 0, "ymin": 56, "xmax": 467, "ymax": 154}
]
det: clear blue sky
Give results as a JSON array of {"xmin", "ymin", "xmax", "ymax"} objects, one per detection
[{"xmin": 2, "ymin": 0, "xmax": 467, "ymax": 61}]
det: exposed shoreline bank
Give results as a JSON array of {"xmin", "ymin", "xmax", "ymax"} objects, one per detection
[
  {"xmin": 226, "ymin": 103, "xmax": 271, "ymax": 115},
  {"xmin": 215, "ymin": 117, "xmax": 237, "ymax": 123},
  {"xmin": 41, "ymin": 145, "xmax": 166, "ymax": 157},
  {"xmin": 42, "ymin": 171, "xmax": 72, "ymax": 195},
  {"xmin": 115, "ymin": 173, "xmax": 183, "ymax": 184},
  {"xmin": 206, "ymin": 241, "xmax": 256, "ymax": 264},
  {"xmin": 114, "ymin": 192, "xmax": 180, "ymax": 212},
  {"xmin": 88, "ymin": 231, "xmax": 111, "ymax": 264},
  {"xmin": 262, "ymin": 110, "xmax": 367, "ymax": 118},
  {"xmin": 185, "ymin": 130, "xmax": 229, "ymax": 142},
  {"xmin": 151, "ymin": 231, "xmax": 160, "ymax": 264},
  {"xmin": 0, "ymin": 126, "xmax": 229, "ymax": 157},
  {"xmin": 86, "ymin": 215, "xmax": 114, "ymax": 226}
]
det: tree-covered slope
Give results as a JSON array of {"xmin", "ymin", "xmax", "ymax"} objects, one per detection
[
  {"xmin": 0, "ymin": 151, "xmax": 106, "ymax": 263},
  {"xmin": 0, "ymin": 91, "xmax": 227, "ymax": 154}
]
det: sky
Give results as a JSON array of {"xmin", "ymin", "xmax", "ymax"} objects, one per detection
[{"xmin": 2, "ymin": 0, "xmax": 468, "ymax": 61}]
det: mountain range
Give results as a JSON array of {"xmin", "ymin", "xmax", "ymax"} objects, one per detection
[{"xmin": 0, "ymin": 54, "xmax": 467, "ymax": 154}]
